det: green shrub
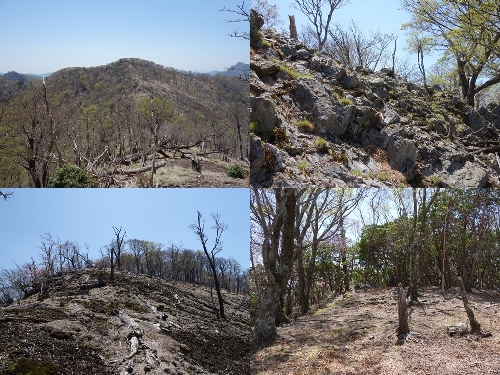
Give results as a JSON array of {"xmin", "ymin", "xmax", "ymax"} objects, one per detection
[
  {"xmin": 250, "ymin": 120, "xmax": 260, "ymax": 132},
  {"xmin": 279, "ymin": 65, "xmax": 313, "ymax": 79},
  {"xmin": 297, "ymin": 160, "xmax": 308, "ymax": 170},
  {"xmin": 8, "ymin": 358, "xmax": 59, "ymax": 375},
  {"xmin": 262, "ymin": 40, "xmax": 271, "ymax": 48},
  {"xmin": 297, "ymin": 120, "xmax": 315, "ymax": 133},
  {"xmin": 339, "ymin": 97, "xmax": 354, "ymax": 105},
  {"xmin": 316, "ymin": 137, "xmax": 328, "ymax": 153},
  {"xmin": 226, "ymin": 165, "xmax": 246, "ymax": 179},
  {"xmin": 47, "ymin": 164, "xmax": 98, "ymax": 188}
]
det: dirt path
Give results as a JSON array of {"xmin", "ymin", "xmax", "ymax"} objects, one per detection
[{"xmin": 251, "ymin": 287, "xmax": 500, "ymax": 375}]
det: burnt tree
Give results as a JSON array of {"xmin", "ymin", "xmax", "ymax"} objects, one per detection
[{"xmin": 189, "ymin": 211, "xmax": 227, "ymax": 319}]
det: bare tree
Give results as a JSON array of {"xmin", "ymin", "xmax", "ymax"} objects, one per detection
[
  {"xmin": 292, "ymin": 0, "xmax": 351, "ymax": 52},
  {"xmin": 0, "ymin": 190, "xmax": 12, "ymax": 200},
  {"xmin": 252, "ymin": 0, "xmax": 284, "ymax": 30},
  {"xmin": 189, "ymin": 211, "xmax": 227, "ymax": 319},
  {"xmin": 327, "ymin": 21, "xmax": 395, "ymax": 71},
  {"xmin": 220, "ymin": 1, "xmax": 250, "ymax": 40},
  {"xmin": 112, "ymin": 226, "xmax": 127, "ymax": 271}
]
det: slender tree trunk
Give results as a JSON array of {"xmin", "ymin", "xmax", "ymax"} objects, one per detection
[
  {"xmin": 397, "ymin": 284, "xmax": 409, "ymax": 343},
  {"xmin": 457, "ymin": 276, "xmax": 481, "ymax": 334}
]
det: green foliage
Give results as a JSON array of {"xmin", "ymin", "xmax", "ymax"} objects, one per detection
[
  {"xmin": 226, "ymin": 164, "xmax": 246, "ymax": 179},
  {"xmin": 339, "ymin": 97, "xmax": 354, "ymax": 105},
  {"xmin": 279, "ymin": 65, "xmax": 313, "ymax": 79},
  {"xmin": 47, "ymin": 164, "xmax": 98, "ymax": 188},
  {"xmin": 262, "ymin": 40, "xmax": 271, "ymax": 48},
  {"xmin": 296, "ymin": 119, "xmax": 315, "ymax": 133},
  {"xmin": 250, "ymin": 120, "xmax": 260, "ymax": 132},
  {"xmin": 297, "ymin": 160, "xmax": 308, "ymax": 170},
  {"xmin": 7, "ymin": 358, "xmax": 59, "ymax": 375},
  {"xmin": 315, "ymin": 137, "xmax": 328, "ymax": 153}
]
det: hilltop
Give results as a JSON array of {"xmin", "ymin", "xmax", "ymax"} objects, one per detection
[
  {"xmin": 251, "ymin": 286, "xmax": 500, "ymax": 374},
  {"xmin": 0, "ymin": 58, "xmax": 249, "ymax": 187},
  {"xmin": 0, "ymin": 269, "xmax": 250, "ymax": 375},
  {"xmin": 249, "ymin": 15, "xmax": 500, "ymax": 188}
]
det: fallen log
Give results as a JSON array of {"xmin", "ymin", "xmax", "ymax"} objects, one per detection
[{"xmin": 120, "ymin": 161, "xmax": 167, "ymax": 175}]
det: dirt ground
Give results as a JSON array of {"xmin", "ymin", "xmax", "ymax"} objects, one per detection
[
  {"xmin": 251, "ymin": 287, "xmax": 500, "ymax": 375},
  {"xmin": 0, "ymin": 269, "xmax": 251, "ymax": 375},
  {"xmin": 113, "ymin": 150, "xmax": 249, "ymax": 188}
]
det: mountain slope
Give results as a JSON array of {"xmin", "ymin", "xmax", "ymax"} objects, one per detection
[
  {"xmin": 0, "ymin": 58, "xmax": 249, "ymax": 187},
  {"xmin": 251, "ymin": 287, "xmax": 500, "ymax": 374},
  {"xmin": 249, "ymin": 21, "xmax": 500, "ymax": 188},
  {"xmin": 0, "ymin": 269, "xmax": 250, "ymax": 375}
]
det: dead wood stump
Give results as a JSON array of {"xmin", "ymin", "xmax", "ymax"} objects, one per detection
[{"xmin": 396, "ymin": 283, "xmax": 409, "ymax": 344}]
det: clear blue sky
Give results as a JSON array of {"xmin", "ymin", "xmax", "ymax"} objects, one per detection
[
  {"xmin": 0, "ymin": 0, "xmax": 249, "ymax": 74},
  {"xmin": 0, "ymin": 188, "xmax": 250, "ymax": 270},
  {"xmin": 267, "ymin": 0, "xmax": 440, "ymax": 68}
]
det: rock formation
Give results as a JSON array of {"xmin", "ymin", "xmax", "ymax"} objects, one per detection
[{"xmin": 250, "ymin": 10, "xmax": 500, "ymax": 188}]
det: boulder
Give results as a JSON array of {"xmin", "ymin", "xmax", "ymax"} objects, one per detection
[
  {"xmin": 251, "ymin": 94, "xmax": 277, "ymax": 134},
  {"xmin": 250, "ymin": 60, "xmax": 280, "ymax": 78}
]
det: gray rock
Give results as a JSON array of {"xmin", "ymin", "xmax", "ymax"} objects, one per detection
[
  {"xmin": 296, "ymin": 49, "xmax": 311, "ymax": 60},
  {"xmin": 251, "ymin": 94, "xmax": 277, "ymax": 134},
  {"xmin": 383, "ymin": 108, "xmax": 400, "ymax": 125},
  {"xmin": 439, "ymin": 161, "xmax": 489, "ymax": 188},
  {"xmin": 466, "ymin": 106, "xmax": 489, "ymax": 131},
  {"xmin": 341, "ymin": 72, "xmax": 359, "ymax": 89},
  {"xmin": 250, "ymin": 60, "xmax": 280, "ymax": 78}
]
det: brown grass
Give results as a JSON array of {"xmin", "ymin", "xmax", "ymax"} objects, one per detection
[{"xmin": 251, "ymin": 287, "xmax": 500, "ymax": 375}]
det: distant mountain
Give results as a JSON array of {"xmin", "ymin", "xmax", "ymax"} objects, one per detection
[
  {"xmin": 27, "ymin": 72, "xmax": 52, "ymax": 78},
  {"xmin": 0, "ymin": 57, "xmax": 249, "ymax": 187},
  {"xmin": 2, "ymin": 71, "xmax": 44, "ymax": 81},
  {"xmin": 207, "ymin": 62, "xmax": 250, "ymax": 78}
]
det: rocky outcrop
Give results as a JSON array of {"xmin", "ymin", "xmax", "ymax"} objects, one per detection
[{"xmin": 250, "ymin": 10, "xmax": 500, "ymax": 188}]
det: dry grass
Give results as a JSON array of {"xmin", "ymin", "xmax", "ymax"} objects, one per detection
[{"xmin": 251, "ymin": 287, "xmax": 500, "ymax": 375}]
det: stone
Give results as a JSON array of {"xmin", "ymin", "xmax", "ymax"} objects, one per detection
[
  {"xmin": 251, "ymin": 95, "xmax": 277, "ymax": 134},
  {"xmin": 250, "ymin": 60, "xmax": 280, "ymax": 78}
]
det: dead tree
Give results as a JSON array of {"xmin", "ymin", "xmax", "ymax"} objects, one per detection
[
  {"xmin": 191, "ymin": 153, "xmax": 201, "ymax": 173},
  {"xmin": 457, "ymin": 276, "xmax": 481, "ymax": 334},
  {"xmin": 397, "ymin": 283, "xmax": 409, "ymax": 344},
  {"xmin": 189, "ymin": 212, "xmax": 227, "ymax": 319},
  {"xmin": 289, "ymin": 15, "xmax": 298, "ymax": 40}
]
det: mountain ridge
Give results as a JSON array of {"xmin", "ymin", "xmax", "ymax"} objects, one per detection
[{"xmin": 249, "ymin": 16, "xmax": 500, "ymax": 188}]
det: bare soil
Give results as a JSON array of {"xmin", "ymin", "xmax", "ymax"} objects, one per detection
[
  {"xmin": 0, "ymin": 269, "xmax": 251, "ymax": 375},
  {"xmin": 113, "ymin": 150, "xmax": 249, "ymax": 188},
  {"xmin": 251, "ymin": 287, "xmax": 500, "ymax": 375}
]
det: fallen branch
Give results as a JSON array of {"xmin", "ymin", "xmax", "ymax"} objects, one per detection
[{"xmin": 120, "ymin": 161, "xmax": 168, "ymax": 175}]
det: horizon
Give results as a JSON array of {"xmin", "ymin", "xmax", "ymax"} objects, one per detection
[
  {"xmin": 0, "ymin": 0, "xmax": 248, "ymax": 74},
  {"xmin": 0, "ymin": 58, "xmax": 250, "ymax": 77},
  {"xmin": 0, "ymin": 188, "xmax": 250, "ymax": 272}
]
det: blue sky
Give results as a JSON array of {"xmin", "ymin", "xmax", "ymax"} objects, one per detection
[
  {"xmin": 0, "ymin": 0, "xmax": 249, "ymax": 74},
  {"xmin": 266, "ymin": 0, "xmax": 440, "ymax": 68},
  {"xmin": 0, "ymin": 188, "xmax": 250, "ymax": 270}
]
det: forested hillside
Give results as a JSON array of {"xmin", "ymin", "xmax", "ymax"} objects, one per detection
[
  {"xmin": 250, "ymin": 188, "xmax": 500, "ymax": 342},
  {"xmin": 0, "ymin": 228, "xmax": 250, "ymax": 374},
  {"xmin": 0, "ymin": 58, "xmax": 249, "ymax": 187}
]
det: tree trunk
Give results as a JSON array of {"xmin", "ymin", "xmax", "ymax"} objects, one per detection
[
  {"xmin": 457, "ymin": 276, "xmax": 481, "ymax": 334},
  {"xmin": 397, "ymin": 284, "xmax": 409, "ymax": 343},
  {"xmin": 253, "ymin": 284, "xmax": 279, "ymax": 345}
]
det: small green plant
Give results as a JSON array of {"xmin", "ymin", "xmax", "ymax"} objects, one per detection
[
  {"xmin": 279, "ymin": 65, "xmax": 312, "ymax": 79},
  {"xmin": 352, "ymin": 169, "xmax": 363, "ymax": 177},
  {"xmin": 226, "ymin": 164, "xmax": 246, "ymax": 179},
  {"xmin": 339, "ymin": 97, "xmax": 354, "ymax": 105},
  {"xmin": 47, "ymin": 164, "xmax": 98, "ymax": 188},
  {"xmin": 426, "ymin": 175, "xmax": 442, "ymax": 186},
  {"xmin": 316, "ymin": 137, "xmax": 328, "ymax": 153},
  {"xmin": 8, "ymin": 358, "xmax": 59, "ymax": 375},
  {"xmin": 262, "ymin": 39, "xmax": 271, "ymax": 48},
  {"xmin": 297, "ymin": 119, "xmax": 315, "ymax": 133},
  {"xmin": 377, "ymin": 171, "xmax": 389, "ymax": 181},
  {"xmin": 250, "ymin": 120, "xmax": 260, "ymax": 132},
  {"xmin": 297, "ymin": 160, "xmax": 308, "ymax": 170}
]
